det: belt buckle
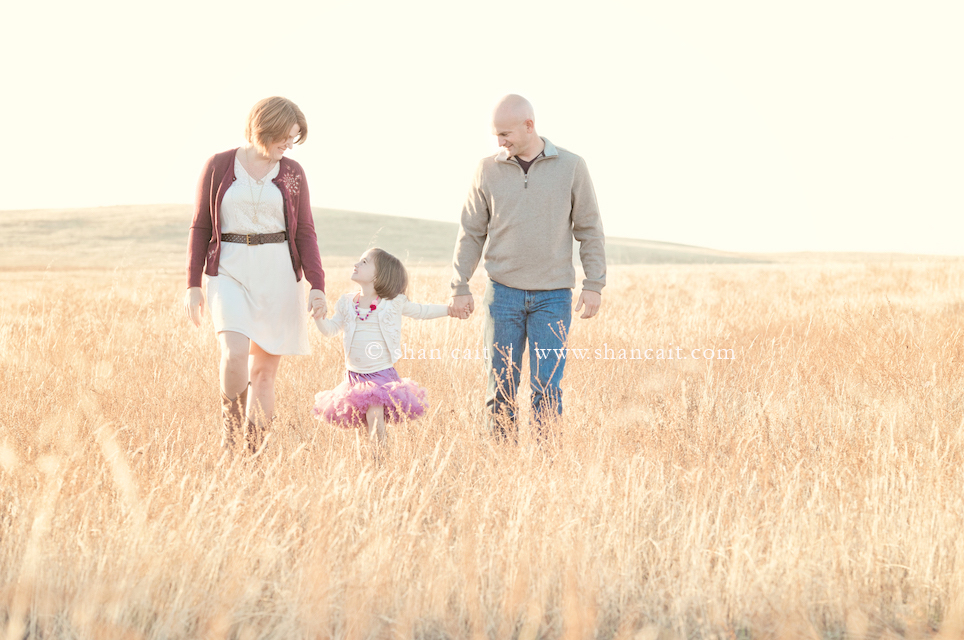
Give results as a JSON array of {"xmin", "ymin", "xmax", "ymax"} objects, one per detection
[{"xmin": 246, "ymin": 234, "xmax": 256, "ymax": 246}]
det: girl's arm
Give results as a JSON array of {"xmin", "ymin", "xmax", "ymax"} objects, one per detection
[
  {"xmin": 400, "ymin": 296, "xmax": 450, "ymax": 320},
  {"xmin": 315, "ymin": 299, "xmax": 346, "ymax": 336}
]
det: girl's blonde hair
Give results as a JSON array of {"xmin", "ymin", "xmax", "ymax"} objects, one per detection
[
  {"xmin": 245, "ymin": 97, "xmax": 307, "ymax": 154},
  {"xmin": 369, "ymin": 248, "xmax": 408, "ymax": 300}
]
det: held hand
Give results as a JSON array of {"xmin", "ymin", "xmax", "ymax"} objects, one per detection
[
  {"xmin": 574, "ymin": 290, "xmax": 601, "ymax": 319},
  {"xmin": 451, "ymin": 294, "xmax": 474, "ymax": 320},
  {"xmin": 185, "ymin": 287, "xmax": 205, "ymax": 327},
  {"xmin": 308, "ymin": 289, "xmax": 327, "ymax": 319}
]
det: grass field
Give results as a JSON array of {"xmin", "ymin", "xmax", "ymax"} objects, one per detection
[
  {"xmin": 2, "ymin": 206, "xmax": 964, "ymax": 638},
  {"xmin": 3, "ymin": 254, "xmax": 964, "ymax": 639}
]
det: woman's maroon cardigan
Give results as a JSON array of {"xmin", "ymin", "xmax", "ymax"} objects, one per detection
[{"xmin": 186, "ymin": 148, "xmax": 325, "ymax": 291}]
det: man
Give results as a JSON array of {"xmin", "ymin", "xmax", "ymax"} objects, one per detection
[{"xmin": 451, "ymin": 94, "xmax": 606, "ymax": 438}]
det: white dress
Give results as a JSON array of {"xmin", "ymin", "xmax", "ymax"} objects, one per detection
[{"xmin": 204, "ymin": 157, "xmax": 309, "ymax": 355}]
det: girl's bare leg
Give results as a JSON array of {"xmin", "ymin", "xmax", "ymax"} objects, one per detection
[{"xmin": 365, "ymin": 405, "xmax": 387, "ymax": 447}]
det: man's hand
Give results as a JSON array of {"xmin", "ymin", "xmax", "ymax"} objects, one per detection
[
  {"xmin": 451, "ymin": 294, "xmax": 474, "ymax": 320},
  {"xmin": 309, "ymin": 289, "xmax": 327, "ymax": 319},
  {"xmin": 574, "ymin": 290, "xmax": 601, "ymax": 319},
  {"xmin": 185, "ymin": 287, "xmax": 205, "ymax": 327}
]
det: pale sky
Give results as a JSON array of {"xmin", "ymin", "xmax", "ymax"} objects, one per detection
[{"xmin": 4, "ymin": 1, "xmax": 962, "ymax": 254}]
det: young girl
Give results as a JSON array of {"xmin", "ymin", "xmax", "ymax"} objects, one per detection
[{"xmin": 312, "ymin": 248, "xmax": 455, "ymax": 444}]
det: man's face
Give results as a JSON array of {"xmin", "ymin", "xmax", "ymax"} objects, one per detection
[{"xmin": 492, "ymin": 116, "xmax": 532, "ymax": 158}]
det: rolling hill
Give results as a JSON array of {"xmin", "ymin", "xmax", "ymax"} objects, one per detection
[{"xmin": 0, "ymin": 204, "xmax": 941, "ymax": 271}]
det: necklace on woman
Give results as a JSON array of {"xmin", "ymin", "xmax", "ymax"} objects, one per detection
[
  {"xmin": 354, "ymin": 294, "xmax": 379, "ymax": 321},
  {"xmin": 244, "ymin": 148, "xmax": 270, "ymax": 225}
]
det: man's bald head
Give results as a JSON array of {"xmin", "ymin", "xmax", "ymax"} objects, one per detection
[
  {"xmin": 491, "ymin": 94, "xmax": 543, "ymax": 160},
  {"xmin": 492, "ymin": 94, "xmax": 535, "ymax": 125}
]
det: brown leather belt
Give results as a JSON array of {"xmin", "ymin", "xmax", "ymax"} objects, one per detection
[{"xmin": 222, "ymin": 232, "xmax": 287, "ymax": 245}]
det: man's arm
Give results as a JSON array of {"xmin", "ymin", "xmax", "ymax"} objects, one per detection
[
  {"xmin": 571, "ymin": 157, "xmax": 606, "ymax": 318},
  {"xmin": 571, "ymin": 157, "xmax": 606, "ymax": 291},
  {"xmin": 450, "ymin": 161, "xmax": 489, "ymax": 313}
]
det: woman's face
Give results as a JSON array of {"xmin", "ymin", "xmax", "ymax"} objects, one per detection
[{"xmin": 261, "ymin": 123, "xmax": 301, "ymax": 162}]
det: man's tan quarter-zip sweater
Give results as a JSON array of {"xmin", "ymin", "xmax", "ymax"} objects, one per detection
[{"xmin": 451, "ymin": 138, "xmax": 606, "ymax": 296}]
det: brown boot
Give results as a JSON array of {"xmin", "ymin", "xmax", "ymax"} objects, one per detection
[
  {"xmin": 220, "ymin": 388, "xmax": 247, "ymax": 453},
  {"xmin": 246, "ymin": 417, "xmax": 273, "ymax": 456}
]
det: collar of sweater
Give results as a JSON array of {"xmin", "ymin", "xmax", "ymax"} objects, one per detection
[{"xmin": 495, "ymin": 137, "xmax": 558, "ymax": 164}]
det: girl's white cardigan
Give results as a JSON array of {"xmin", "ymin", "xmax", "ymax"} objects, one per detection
[{"xmin": 315, "ymin": 293, "xmax": 449, "ymax": 366}]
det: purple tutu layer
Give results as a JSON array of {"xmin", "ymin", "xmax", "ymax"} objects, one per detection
[{"xmin": 313, "ymin": 367, "xmax": 428, "ymax": 428}]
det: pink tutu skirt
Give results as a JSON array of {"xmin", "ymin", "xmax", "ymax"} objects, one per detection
[{"xmin": 312, "ymin": 367, "xmax": 428, "ymax": 428}]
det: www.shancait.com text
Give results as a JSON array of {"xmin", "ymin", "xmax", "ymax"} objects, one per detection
[{"xmin": 375, "ymin": 343, "xmax": 736, "ymax": 361}]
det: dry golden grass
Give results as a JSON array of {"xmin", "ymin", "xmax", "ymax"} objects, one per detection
[{"xmin": 3, "ymin": 259, "xmax": 964, "ymax": 639}]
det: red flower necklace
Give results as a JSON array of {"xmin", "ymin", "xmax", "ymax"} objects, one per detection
[{"xmin": 354, "ymin": 294, "xmax": 379, "ymax": 321}]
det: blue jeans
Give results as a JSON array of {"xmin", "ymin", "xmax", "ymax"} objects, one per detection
[{"xmin": 483, "ymin": 280, "xmax": 572, "ymax": 437}]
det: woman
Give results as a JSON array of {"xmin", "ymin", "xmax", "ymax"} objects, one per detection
[{"xmin": 185, "ymin": 96, "xmax": 326, "ymax": 454}]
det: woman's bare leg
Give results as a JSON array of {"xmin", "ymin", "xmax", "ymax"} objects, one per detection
[
  {"xmin": 217, "ymin": 331, "xmax": 250, "ymax": 451},
  {"xmin": 248, "ymin": 341, "xmax": 281, "ymax": 430},
  {"xmin": 218, "ymin": 331, "xmax": 250, "ymax": 398}
]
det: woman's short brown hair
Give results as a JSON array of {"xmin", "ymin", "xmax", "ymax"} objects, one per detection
[
  {"xmin": 245, "ymin": 97, "xmax": 307, "ymax": 154},
  {"xmin": 369, "ymin": 248, "xmax": 408, "ymax": 300}
]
